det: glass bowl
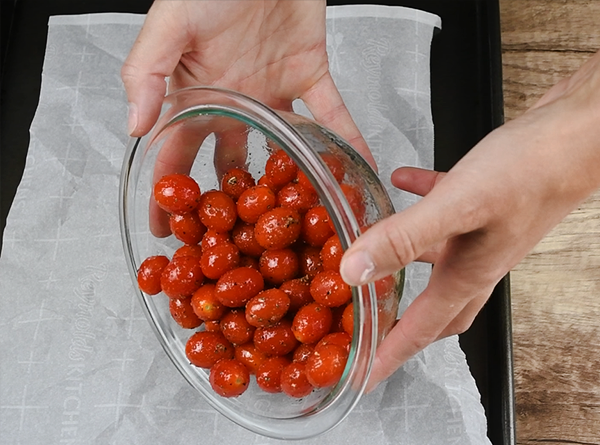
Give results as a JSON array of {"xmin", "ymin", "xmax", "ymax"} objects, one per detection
[{"xmin": 119, "ymin": 86, "xmax": 404, "ymax": 440}]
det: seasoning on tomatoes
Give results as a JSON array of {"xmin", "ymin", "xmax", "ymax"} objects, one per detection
[
  {"xmin": 340, "ymin": 183, "xmax": 365, "ymax": 222},
  {"xmin": 316, "ymin": 331, "xmax": 352, "ymax": 353},
  {"xmin": 154, "ymin": 173, "xmax": 201, "ymax": 214},
  {"xmin": 214, "ymin": 267, "xmax": 264, "ymax": 307},
  {"xmin": 253, "ymin": 318, "xmax": 298, "ymax": 356},
  {"xmin": 239, "ymin": 255, "xmax": 259, "ymax": 269},
  {"xmin": 256, "ymin": 356, "xmax": 291, "ymax": 394},
  {"xmin": 231, "ymin": 222, "xmax": 265, "ymax": 257},
  {"xmin": 265, "ymin": 150, "xmax": 298, "ymax": 188},
  {"xmin": 297, "ymin": 244, "xmax": 324, "ymax": 279},
  {"xmin": 190, "ymin": 283, "xmax": 226, "ymax": 321},
  {"xmin": 203, "ymin": 320, "xmax": 221, "ymax": 332},
  {"xmin": 310, "ymin": 270, "xmax": 352, "ymax": 307},
  {"xmin": 341, "ymin": 302, "xmax": 354, "ymax": 337},
  {"xmin": 279, "ymin": 277, "xmax": 314, "ymax": 312},
  {"xmin": 258, "ymin": 248, "xmax": 299, "ymax": 284},
  {"xmin": 291, "ymin": 302, "xmax": 332, "ymax": 344},
  {"xmin": 320, "ymin": 234, "xmax": 343, "ymax": 272},
  {"xmin": 234, "ymin": 343, "xmax": 269, "ymax": 375},
  {"xmin": 169, "ymin": 212, "xmax": 207, "ymax": 245},
  {"xmin": 301, "ymin": 206, "xmax": 334, "ymax": 247},
  {"xmin": 200, "ymin": 243, "xmax": 241, "ymax": 280},
  {"xmin": 209, "ymin": 358, "xmax": 250, "ymax": 398},
  {"xmin": 137, "ymin": 255, "xmax": 170, "ymax": 295},
  {"xmin": 245, "ymin": 288, "xmax": 290, "ymax": 327},
  {"xmin": 236, "ymin": 185, "xmax": 277, "ymax": 224},
  {"xmin": 197, "ymin": 190, "xmax": 237, "ymax": 232},
  {"xmin": 169, "ymin": 297, "xmax": 203, "ymax": 329},
  {"xmin": 201, "ymin": 229, "xmax": 230, "ymax": 252},
  {"xmin": 276, "ymin": 183, "xmax": 318, "ymax": 213},
  {"xmin": 220, "ymin": 309, "xmax": 255, "ymax": 346},
  {"xmin": 221, "ymin": 168, "xmax": 256, "ymax": 200},
  {"xmin": 173, "ymin": 244, "xmax": 203, "ymax": 259},
  {"xmin": 185, "ymin": 331, "xmax": 234, "ymax": 369},
  {"xmin": 160, "ymin": 256, "xmax": 205, "ymax": 299},
  {"xmin": 305, "ymin": 343, "xmax": 348, "ymax": 388},
  {"xmin": 280, "ymin": 362, "xmax": 314, "ymax": 398},
  {"xmin": 254, "ymin": 207, "xmax": 301, "ymax": 250},
  {"xmin": 292, "ymin": 343, "xmax": 315, "ymax": 363}
]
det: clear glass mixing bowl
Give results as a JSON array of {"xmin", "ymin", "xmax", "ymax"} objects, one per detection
[{"xmin": 119, "ymin": 86, "xmax": 404, "ymax": 440}]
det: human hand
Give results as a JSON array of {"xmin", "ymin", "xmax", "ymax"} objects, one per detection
[{"xmin": 338, "ymin": 50, "xmax": 600, "ymax": 392}]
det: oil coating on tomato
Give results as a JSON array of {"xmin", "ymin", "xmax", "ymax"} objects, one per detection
[
  {"xmin": 137, "ymin": 255, "xmax": 170, "ymax": 295},
  {"xmin": 280, "ymin": 362, "xmax": 314, "ymax": 398},
  {"xmin": 185, "ymin": 331, "xmax": 234, "ymax": 369},
  {"xmin": 160, "ymin": 256, "xmax": 205, "ymax": 299},
  {"xmin": 209, "ymin": 358, "xmax": 250, "ymax": 398},
  {"xmin": 253, "ymin": 319, "xmax": 298, "ymax": 356},
  {"xmin": 320, "ymin": 234, "xmax": 343, "ymax": 272},
  {"xmin": 256, "ymin": 356, "xmax": 291, "ymax": 394},
  {"xmin": 214, "ymin": 267, "xmax": 264, "ymax": 307},
  {"xmin": 200, "ymin": 242, "xmax": 241, "ymax": 280},
  {"xmin": 301, "ymin": 206, "xmax": 334, "ymax": 247},
  {"xmin": 310, "ymin": 270, "xmax": 352, "ymax": 308},
  {"xmin": 197, "ymin": 190, "xmax": 238, "ymax": 232},
  {"xmin": 169, "ymin": 297, "xmax": 203, "ymax": 329},
  {"xmin": 234, "ymin": 343, "xmax": 269, "ymax": 375},
  {"xmin": 169, "ymin": 212, "xmax": 207, "ymax": 245},
  {"xmin": 245, "ymin": 288, "xmax": 290, "ymax": 328},
  {"xmin": 190, "ymin": 283, "xmax": 226, "ymax": 321},
  {"xmin": 221, "ymin": 168, "xmax": 256, "ymax": 200},
  {"xmin": 291, "ymin": 302, "xmax": 333, "ymax": 344},
  {"xmin": 276, "ymin": 183, "xmax": 318, "ymax": 214},
  {"xmin": 254, "ymin": 207, "xmax": 302, "ymax": 250},
  {"xmin": 220, "ymin": 309, "xmax": 256, "ymax": 346},
  {"xmin": 153, "ymin": 174, "xmax": 201, "ymax": 214},
  {"xmin": 279, "ymin": 277, "xmax": 314, "ymax": 312},
  {"xmin": 231, "ymin": 222, "xmax": 265, "ymax": 258},
  {"xmin": 258, "ymin": 248, "xmax": 299, "ymax": 284},
  {"xmin": 236, "ymin": 185, "xmax": 277, "ymax": 224},
  {"xmin": 305, "ymin": 343, "xmax": 348, "ymax": 388},
  {"xmin": 265, "ymin": 150, "xmax": 298, "ymax": 188}
]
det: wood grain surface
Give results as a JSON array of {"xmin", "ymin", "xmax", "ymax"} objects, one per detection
[{"xmin": 499, "ymin": 1, "xmax": 600, "ymax": 444}]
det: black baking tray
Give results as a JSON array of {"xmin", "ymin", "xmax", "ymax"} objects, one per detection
[{"xmin": 1, "ymin": 0, "xmax": 515, "ymax": 443}]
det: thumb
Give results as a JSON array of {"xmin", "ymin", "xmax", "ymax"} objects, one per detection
[{"xmin": 121, "ymin": 4, "xmax": 190, "ymax": 137}]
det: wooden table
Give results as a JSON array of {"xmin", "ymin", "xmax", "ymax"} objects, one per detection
[{"xmin": 499, "ymin": 1, "xmax": 600, "ymax": 443}]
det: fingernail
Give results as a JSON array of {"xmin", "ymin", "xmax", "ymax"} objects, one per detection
[
  {"xmin": 127, "ymin": 102, "xmax": 138, "ymax": 135},
  {"xmin": 340, "ymin": 250, "xmax": 376, "ymax": 286}
]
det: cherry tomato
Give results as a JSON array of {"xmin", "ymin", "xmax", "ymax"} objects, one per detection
[
  {"xmin": 305, "ymin": 343, "xmax": 348, "ymax": 388},
  {"xmin": 204, "ymin": 320, "xmax": 221, "ymax": 332},
  {"xmin": 197, "ymin": 190, "xmax": 237, "ymax": 232},
  {"xmin": 245, "ymin": 288, "xmax": 290, "ymax": 327},
  {"xmin": 173, "ymin": 244, "xmax": 203, "ymax": 259},
  {"xmin": 257, "ymin": 174, "xmax": 280, "ymax": 192},
  {"xmin": 154, "ymin": 174, "xmax": 201, "ymax": 214},
  {"xmin": 341, "ymin": 302, "xmax": 354, "ymax": 337},
  {"xmin": 200, "ymin": 243, "xmax": 240, "ymax": 280},
  {"xmin": 220, "ymin": 309, "xmax": 255, "ymax": 346},
  {"xmin": 169, "ymin": 297, "xmax": 203, "ymax": 329},
  {"xmin": 279, "ymin": 277, "xmax": 314, "ymax": 312},
  {"xmin": 310, "ymin": 270, "xmax": 352, "ymax": 307},
  {"xmin": 201, "ymin": 229, "xmax": 230, "ymax": 252},
  {"xmin": 276, "ymin": 183, "xmax": 318, "ymax": 214},
  {"xmin": 234, "ymin": 343, "xmax": 269, "ymax": 375},
  {"xmin": 301, "ymin": 206, "xmax": 334, "ymax": 247},
  {"xmin": 292, "ymin": 343, "xmax": 315, "ymax": 363},
  {"xmin": 322, "ymin": 152, "xmax": 345, "ymax": 182},
  {"xmin": 209, "ymin": 358, "xmax": 250, "ymax": 398},
  {"xmin": 215, "ymin": 267, "xmax": 264, "ymax": 307},
  {"xmin": 254, "ymin": 207, "xmax": 302, "ymax": 250},
  {"xmin": 137, "ymin": 255, "xmax": 170, "ymax": 295},
  {"xmin": 258, "ymin": 248, "xmax": 299, "ymax": 285},
  {"xmin": 256, "ymin": 356, "xmax": 291, "ymax": 394},
  {"xmin": 185, "ymin": 331, "xmax": 234, "ymax": 369},
  {"xmin": 297, "ymin": 244, "xmax": 324, "ymax": 279},
  {"xmin": 253, "ymin": 318, "xmax": 298, "ymax": 356},
  {"xmin": 169, "ymin": 212, "xmax": 207, "ymax": 245},
  {"xmin": 221, "ymin": 168, "xmax": 255, "ymax": 200},
  {"xmin": 236, "ymin": 185, "xmax": 277, "ymax": 224},
  {"xmin": 320, "ymin": 234, "xmax": 343, "ymax": 272},
  {"xmin": 160, "ymin": 256, "xmax": 205, "ymax": 299},
  {"xmin": 231, "ymin": 222, "xmax": 265, "ymax": 257},
  {"xmin": 280, "ymin": 362, "xmax": 314, "ymax": 398},
  {"xmin": 340, "ymin": 183, "xmax": 365, "ymax": 222},
  {"xmin": 239, "ymin": 255, "xmax": 259, "ymax": 270},
  {"xmin": 265, "ymin": 150, "xmax": 298, "ymax": 188},
  {"xmin": 316, "ymin": 332, "xmax": 352, "ymax": 353},
  {"xmin": 190, "ymin": 283, "xmax": 226, "ymax": 321},
  {"xmin": 291, "ymin": 302, "xmax": 332, "ymax": 344}
]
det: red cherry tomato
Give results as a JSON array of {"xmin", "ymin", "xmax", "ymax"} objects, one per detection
[
  {"xmin": 340, "ymin": 183, "xmax": 365, "ymax": 222},
  {"xmin": 221, "ymin": 168, "xmax": 255, "ymax": 200},
  {"xmin": 160, "ymin": 256, "xmax": 205, "ymax": 299},
  {"xmin": 245, "ymin": 288, "xmax": 290, "ymax": 327},
  {"xmin": 292, "ymin": 343, "xmax": 315, "ymax": 363},
  {"xmin": 254, "ymin": 207, "xmax": 302, "ymax": 250},
  {"xmin": 169, "ymin": 212, "xmax": 207, "ymax": 245},
  {"xmin": 279, "ymin": 277, "xmax": 314, "ymax": 312},
  {"xmin": 316, "ymin": 331, "xmax": 352, "ymax": 353},
  {"xmin": 220, "ymin": 309, "xmax": 255, "ymax": 346},
  {"xmin": 258, "ymin": 248, "xmax": 299, "ymax": 284},
  {"xmin": 200, "ymin": 243, "xmax": 240, "ymax": 280},
  {"xmin": 137, "ymin": 255, "xmax": 170, "ymax": 295},
  {"xmin": 185, "ymin": 331, "xmax": 234, "ymax": 369},
  {"xmin": 197, "ymin": 190, "xmax": 237, "ymax": 232},
  {"xmin": 276, "ymin": 183, "xmax": 318, "ymax": 214},
  {"xmin": 204, "ymin": 320, "xmax": 221, "ymax": 332},
  {"xmin": 280, "ymin": 362, "xmax": 314, "ymax": 398},
  {"xmin": 291, "ymin": 302, "xmax": 333, "ymax": 344},
  {"xmin": 234, "ymin": 343, "xmax": 269, "ymax": 375},
  {"xmin": 190, "ymin": 283, "xmax": 226, "ymax": 321},
  {"xmin": 253, "ymin": 319, "xmax": 298, "ymax": 356},
  {"xmin": 201, "ymin": 229, "xmax": 230, "ymax": 252},
  {"xmin": 301, "ymin": 206, "xmax": 334, "ymax": 247},
  {"xmin": 173, "ymin": 244, "xmax": 203, "ymax": 259},
  {"xmin": 215, "ymin": 267, "xmax": 264, "ymax": 307},
  {"xmin": 265, "ymin": 150, "xmax": 298, "ymax": 188},
  {"xmin": 239, "ymin": 255, "xmax": 259, "ymax": 270},
  {"xmin": 297, "ymin": 244, "xmax": 324, "ymax": 279},
  {"xmin": 320, "ymin": 234, "xmax": 343, "ymax": 272},
  {"xmin": 342, "ymin": 302, "xmax": 354, "ymax": 337},
  {"xmin": 257, "ymin": 174, "xmax": 280, "ymax": 192},
  {"xmin": 154, "ymin": 174, "xmax": 201, "ymax": 214},
  {"xmin": 310, "ymin": 270, "xmax": 352, "ymax": 308},
  {"xmin": 305, "ymin": 343, "xmax": 348, "ymax": 388},
  {"xmin": 231, "ymin": 222, "xmax": 265, "ymax": 257},
  {"xmin": 236, "ymin": 185, "xmax": 277, "ymax": 224},
  {"xmin": 256, "ymin": 356, "xmax": 291, "ymax": 394},
  {"xmin": 169, "ymin": 297, "xmax": 203, "ymax": 329},
  {"xmin": 209, "ymin": 358, "xmax": 250, "ymax": 398}
]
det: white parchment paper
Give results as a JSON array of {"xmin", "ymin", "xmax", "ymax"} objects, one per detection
[{"xmin": 0, "ymin": 8, "xmax": 491, "ymax": 445}]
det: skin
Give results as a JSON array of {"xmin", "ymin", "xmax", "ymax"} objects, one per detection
[{"xmin": 122, "ymin": 0, "xmax": 600, "ymax": 392}]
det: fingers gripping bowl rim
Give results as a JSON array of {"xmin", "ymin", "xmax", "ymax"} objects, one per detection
[{"xmin": 119, "ymin": 86, "xmax": 404, "ymax": 440}]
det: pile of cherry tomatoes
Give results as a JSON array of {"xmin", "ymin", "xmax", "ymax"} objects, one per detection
[{"xmin": 137, "ymin": 149, "xmax": 366, "ymax": 399}]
